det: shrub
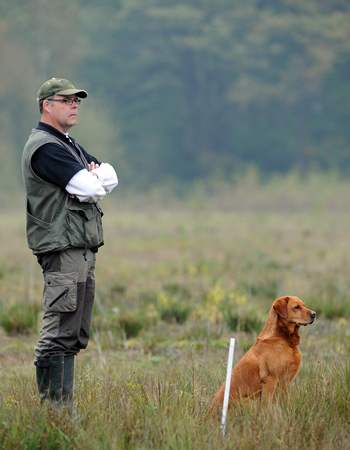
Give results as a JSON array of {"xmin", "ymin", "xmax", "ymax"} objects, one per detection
[
  {"xmin": 163, "ymin": 283, "xmax": 191, "ymax": 298},
  {"xmin": 308, "ymin": 295, "xmax": 350, "ymax": 319},
  {"xmin": 307, "ymin": 277, "xmax": 350, "ymax": 319},
  {"xmin": 118, "ymin": 312, "xmax": 145, "ymax": 338},
  {"xmin": 110, "ymin": 283, "xmax": 126, "ymax": 296},
  {"xmin": 0, "ymin": 301, "xmax": 40, "ymax": 335},
  {"xmin": 204, "ymin": 282, "xmax": 266, "ymax": 334},
  {"xmin": 222, "ymin": 304, "xmax": 266, "ymax": 334},
  {"xmin": 156, "ymin": 292, "xmax": 192, "ymax": 324},
  {"xmin": 249, "ymin": 279, "xmax": 279, "ymax": 300}
]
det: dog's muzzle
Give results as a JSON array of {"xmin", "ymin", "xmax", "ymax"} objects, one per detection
[{"xmin": 309, "ymin": 311, "xmax": 316, "ymax": 323}]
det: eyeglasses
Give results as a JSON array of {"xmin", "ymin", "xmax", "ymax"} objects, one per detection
[{"xmin": 47, "ymin": 98, "xmax": 82, "ymax": 106}]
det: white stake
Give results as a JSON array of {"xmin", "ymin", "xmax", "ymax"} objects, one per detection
[{"xmin": 221, "ymin": 337, "xmax": 235, "ymax": 436}]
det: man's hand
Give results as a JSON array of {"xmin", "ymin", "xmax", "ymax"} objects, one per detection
[
  {"xmin": 70, "ymin": 162, "xmax": 101, "ymax": 198},
  {"xmin": 89, "ymin": 162, "xmax": 100, "ymax": 176}
]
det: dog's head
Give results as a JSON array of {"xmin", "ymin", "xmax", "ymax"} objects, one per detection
[{"xmin": 273, "ymin": 296, "xmax": 316, "ymax": 326}]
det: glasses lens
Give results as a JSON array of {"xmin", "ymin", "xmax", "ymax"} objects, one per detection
[{"xmin": 63, "ymin": 98, "xmax": 81, "ymax": 105}]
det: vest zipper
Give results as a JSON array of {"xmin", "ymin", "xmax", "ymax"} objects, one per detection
[{"xmin": 49, "ymin": 288, "xmax": 70, "ymax": 308}]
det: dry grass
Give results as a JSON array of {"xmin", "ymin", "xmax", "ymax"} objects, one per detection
[{"xmin": 1, "ymin": 174, "xmax": 350, "ymax": 448}]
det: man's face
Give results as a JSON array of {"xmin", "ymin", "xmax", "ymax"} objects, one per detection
[{"xmin": 43, "ymin": 95, "xmax": 80, "ymax": 133}]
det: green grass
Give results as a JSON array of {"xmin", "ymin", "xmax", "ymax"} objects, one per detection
[{"xmin": 1, "ymin": 175, "xmax": 350, "ymax": 448}]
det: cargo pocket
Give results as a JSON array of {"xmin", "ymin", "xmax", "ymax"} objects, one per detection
[{"xmin": 43, "ymin": 271, "xmax": 78, "ymax": 312}]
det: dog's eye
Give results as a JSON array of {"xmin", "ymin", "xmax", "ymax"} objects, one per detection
[{"xmin": 295, "ymin": 306, "xmax": 300, "ymax": 310}]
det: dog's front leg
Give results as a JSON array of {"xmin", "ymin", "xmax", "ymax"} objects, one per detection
[{"xmin": 261, "ymin": 377, "xmax": 277, "ymax": 404}]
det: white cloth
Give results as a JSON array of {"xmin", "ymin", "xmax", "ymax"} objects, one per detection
[{"xmin": 65, "ymin": 163, "xmax": 118, "ymax": 203}]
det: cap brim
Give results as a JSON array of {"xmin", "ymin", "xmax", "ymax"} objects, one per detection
[{"xmin": 55, "ymin": 88, "xmax": 88, "ymax": 98}]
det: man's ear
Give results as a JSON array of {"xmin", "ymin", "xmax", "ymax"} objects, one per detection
[
  {"xmin": 42, "ymin": 98, "xmax": 51, "ymax": 114},
  {"xmin": 273, "ymin": 296, "xmax": 289, "ymax": 319}
]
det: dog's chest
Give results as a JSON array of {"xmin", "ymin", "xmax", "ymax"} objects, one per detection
[{"xmin": 261, "ymin": 344, "xmax": 301, "ymax": 379}]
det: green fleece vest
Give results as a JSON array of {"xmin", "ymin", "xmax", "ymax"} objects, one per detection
[{"xmin": 22, "ymin": 128, "xmax": 104, "ymax": 255}]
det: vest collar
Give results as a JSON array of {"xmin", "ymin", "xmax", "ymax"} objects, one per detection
[{"xmin": 37, "ymin": 122, "xmax": 76, "ymax": 145}]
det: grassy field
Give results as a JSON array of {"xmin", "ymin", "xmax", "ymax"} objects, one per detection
[{"xmin": 1, "ymin": 174, "xmax": 350, "ymax": 449}]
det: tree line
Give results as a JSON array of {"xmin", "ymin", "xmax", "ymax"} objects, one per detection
[{"xmin": 1, "ymin": 0, "xmax": 350, "ymax": 191}]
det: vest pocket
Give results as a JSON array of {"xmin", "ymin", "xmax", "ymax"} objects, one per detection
[
  {"xmin": 43, "ymin": 271, "xmax": 78, "ymax": 312},
  {"xmin": 26, "ymin": 210, "xmax": 54, "ymax": 253},
  {"xmin": 67, "ymin": 204, "xmax": 103, "ymax": 248}
]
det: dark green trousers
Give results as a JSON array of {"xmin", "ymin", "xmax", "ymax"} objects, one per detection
[{"xmin": 35, "ymin": 248, "xmax": 96, "ymax": 358}]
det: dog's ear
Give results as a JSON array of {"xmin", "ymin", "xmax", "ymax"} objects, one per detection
[{"xmin": 273, "ymin": 296, "xmax": 289, "ymax": 319}]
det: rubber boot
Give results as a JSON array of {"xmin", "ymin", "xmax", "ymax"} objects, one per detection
[
  {"xmin": 62, "ymin": 355, "xmax": 75, "ymax": 413},
  {"xmin": 35, "ymin": 355, "xmax": 64, "ymax": 408}
]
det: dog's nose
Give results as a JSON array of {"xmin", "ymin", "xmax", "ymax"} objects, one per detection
[{"xmin": 310, "ymin": 311, "xmax": 316, "ymax": 319}]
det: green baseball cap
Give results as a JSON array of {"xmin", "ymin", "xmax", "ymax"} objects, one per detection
[{"xmin": 37, "ymin": 78, "xmax": 88, "ymax": 102}]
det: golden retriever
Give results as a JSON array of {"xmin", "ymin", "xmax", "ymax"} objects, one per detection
[{"xmin": 210, "ymin": 296, "xmax": 316, "ymax": 414}]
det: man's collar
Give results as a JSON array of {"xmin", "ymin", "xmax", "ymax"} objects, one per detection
[{"xmin": 37, "ymin": 122, "xmax": 75, "ymax": 144}]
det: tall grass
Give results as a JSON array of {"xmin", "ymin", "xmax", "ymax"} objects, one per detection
[
  {"xmin": 1, "ymin": 352, "xmax": 349, "ymax": 449},
  {"xmin": 1, "ymin": 173, "xmax": 350, "ymax": 448}
]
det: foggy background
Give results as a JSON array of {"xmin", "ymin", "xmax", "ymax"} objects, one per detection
[{"xmin": 1, "ymin": 0, "xmax": 350, "ymax": 206}]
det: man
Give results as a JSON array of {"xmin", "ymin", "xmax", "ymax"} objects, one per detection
[{"xmin": 22, "ymin": 78, "xmax": 118, "ymax": 411}]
